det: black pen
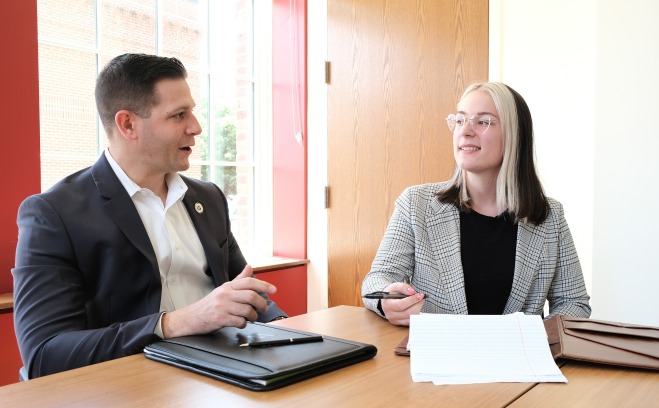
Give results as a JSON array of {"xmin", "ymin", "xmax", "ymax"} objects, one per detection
[
  {"xmin": 363, "ymin": 291, "xmax": 430, "ymax": 300},
  {"xmin": 239, "ymin": 335, "xmax": 324, "ymax": 348}
]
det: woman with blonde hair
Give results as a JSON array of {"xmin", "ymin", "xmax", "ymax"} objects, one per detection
[{"xmin": 362, "ymin": 82, "xmax": 591, "ymax": 326}]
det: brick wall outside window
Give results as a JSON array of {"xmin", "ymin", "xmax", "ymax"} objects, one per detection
[{"xmin": 38, "ymin": 0, "xmax": 256, "ymax": 245}]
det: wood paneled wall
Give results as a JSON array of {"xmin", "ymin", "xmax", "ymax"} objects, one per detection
[{"xmin": 326, "ymin": 0, "xmax": 489, "ymax": 307}]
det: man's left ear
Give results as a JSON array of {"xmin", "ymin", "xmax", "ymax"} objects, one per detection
[{"xmin": 114, "ymin": 110, "xmax": 139, "ymax": 141}]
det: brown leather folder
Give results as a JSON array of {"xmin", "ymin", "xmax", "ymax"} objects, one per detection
[
  {"xmin": 543, "ymin": 315, "xmax": 659, "ymax": 370},
  {"xmin": 394, "ymin": 335, "xmax": 410, "ymax": 356}
]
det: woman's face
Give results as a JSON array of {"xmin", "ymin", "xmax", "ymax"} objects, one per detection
[{"xmin": 452, "ymin": 90, "xmax": 504, "ymax": 178}]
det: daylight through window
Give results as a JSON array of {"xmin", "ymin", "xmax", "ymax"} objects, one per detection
[{"xmin": 37, "ymin": 0, "xmax": 271, "ymax": 249}]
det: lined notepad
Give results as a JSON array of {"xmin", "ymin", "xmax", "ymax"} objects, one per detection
[{"xmin": 408, "ymin": 313, "xmax": 567, "ymax": 385}]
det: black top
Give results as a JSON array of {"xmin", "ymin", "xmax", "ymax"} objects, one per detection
[{"xmin": 460, "ymin": 210, "xmax": 518, "ymax": 314}]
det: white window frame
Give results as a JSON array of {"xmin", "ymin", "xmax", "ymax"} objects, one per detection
[
  {"xmin": 252, "ymin": 0, "xmax": 274, "ymax": 254},
  {"xmin": 37, "ymin": 0, "xmax": 273, "ymax": 254}
]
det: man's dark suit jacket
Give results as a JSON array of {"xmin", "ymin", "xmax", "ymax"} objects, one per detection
[{"xmin": 12, "ymin": 154, "xmax": 285, "ymax": 378}]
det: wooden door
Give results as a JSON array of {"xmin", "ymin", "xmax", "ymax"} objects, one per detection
[{"xmin": 327, "ymin": 0, "xmax": 489, "ymax": 306}]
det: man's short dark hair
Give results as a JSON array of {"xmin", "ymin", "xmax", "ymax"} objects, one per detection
[{"xmin": 95, "ymin": 53, "xmax": 187, "ymax": 134}]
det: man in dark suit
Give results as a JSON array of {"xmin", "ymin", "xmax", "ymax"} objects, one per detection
[{"xmin": 12, "ymin": 53, "xmax": 286, "ymax": 379}]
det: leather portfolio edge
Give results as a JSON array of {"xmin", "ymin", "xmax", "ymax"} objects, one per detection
[
  {"xmin": 144, "ymin": 324, "xmax": 378, "ymax": 391},
  {"xmin": 394, "ymin": 335, "xmax": 410, "ymax": 356},
  {"xmin": 544, "ymin": 315, "xmax": 659, "ymax": 371}
]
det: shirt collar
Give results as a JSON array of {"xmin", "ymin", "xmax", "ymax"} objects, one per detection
[{"xmin": 104, "ymin": 149, "xmax": 188, "ymax": 201}]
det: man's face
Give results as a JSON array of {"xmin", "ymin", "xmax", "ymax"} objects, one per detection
[{"xmin": 134, "ymin": 78, "xmax": 201, "ymax": 175}]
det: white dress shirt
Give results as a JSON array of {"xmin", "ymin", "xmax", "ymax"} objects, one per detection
[{"xmin": 104, "ymin": 150, "xmax": 214, "ymax": 318}]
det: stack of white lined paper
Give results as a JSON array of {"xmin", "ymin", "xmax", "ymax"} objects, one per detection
[{"xmin": 408, "ymin": 313, "xmax": 567, "ymax": 385}]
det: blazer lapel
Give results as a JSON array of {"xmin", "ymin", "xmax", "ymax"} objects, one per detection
[
  {"xmin": 91, "ymin": 155, "xmax": 158, "ymax": 272},
  {"xmin": 503, "ymin": 219, "xmax": 546, "ymax": 314},
  {"xmin": 428, "ymin": 200, "xmax": 469, "ymax": 314}
]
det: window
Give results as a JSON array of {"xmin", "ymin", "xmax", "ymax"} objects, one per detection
[{"xmin": 37, "ymin": 0, "xmax": 272, "ymax": 251}]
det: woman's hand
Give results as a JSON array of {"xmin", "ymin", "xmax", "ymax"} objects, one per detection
[{"xmin": 380, "ymin": 282, "xmax": 427, "ymax": 326}]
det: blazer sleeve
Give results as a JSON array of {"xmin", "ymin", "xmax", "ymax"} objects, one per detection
[
  {"xmin": 361, "ymin": 188, "xmax": 417, "ymax": 316},
  {"xmin": 545, "ymin": 201, "xmax": 592, "ymax": 318},
  {"xmin": 12, "ymin": 195, "xmax": 162, "ymax": 379}
]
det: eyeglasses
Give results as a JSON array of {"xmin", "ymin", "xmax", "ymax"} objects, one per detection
[{"xmin": 446, "ymin": 113, "xmax": 494, "ymax": 135}]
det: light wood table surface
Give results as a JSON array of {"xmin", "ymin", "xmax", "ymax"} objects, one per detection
[
  {"xmin": 0, "ymin": 306, "xmax": 536, "ymax": 408},
  {"xmin": 509, "ymin": 359, "xmax": 659, "ymax": 408},
  {"xmin": 2, "ymin": 305, "xmax": 656, "ymax": 407}
]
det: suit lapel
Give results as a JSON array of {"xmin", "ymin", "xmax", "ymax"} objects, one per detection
[
  {"xmin": 503, "ymin": 219, "xmax": 546, "ymax": 314},
  {"xmin": 91, "ymin": 155, "xmax": 158, "ymax": 272},
  {"xmin": 428, "ymin": 200, "xmax": 469, "ymax": 314},
  {"xmin": 181, "ymin": 185, "xmax": 224, "ymax": 284}
]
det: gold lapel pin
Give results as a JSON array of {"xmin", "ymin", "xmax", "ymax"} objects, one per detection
[{"xmin": 194, "ymin": 202, "xmax": 204, "ymax": 214}]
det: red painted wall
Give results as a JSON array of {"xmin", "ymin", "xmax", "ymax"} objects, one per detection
[
  {"xmin": 0, "ymin": 1, "xmax": 41, "ymax": 386},
  {"xmin": 271, "ymin": 0, "xmax": 308, "ymax": 316},
  {"xmin": 272, "ymin": 0, "xmax": 307, "ymax": 260},
  {"xmin": 256, "ymin": 266, "xmax": 307, "ymax": 316},
  {"xmin": 0, "ymin": 0, "xmax": 40, "ymax": 294}
]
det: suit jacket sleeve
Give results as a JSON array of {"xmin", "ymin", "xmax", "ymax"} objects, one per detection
[{"xmin": 12, "ymin": 195, "xmax": 162, "ymax": 379}]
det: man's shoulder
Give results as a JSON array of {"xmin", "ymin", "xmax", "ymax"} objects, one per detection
[
  {"xmin": 35, "ymin": 166, "xmax": 95, "ymax": 201},
  {"xmin": 24, "ymin": 155, "xmax": 115, "ymax": 211},
  {"xmin": 41, "ymin": 154, "xmax": 111, "ymax": 198}
]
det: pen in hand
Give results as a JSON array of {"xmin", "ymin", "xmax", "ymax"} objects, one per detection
[
  {"xmin": 240, "ymin": 335, "xmax": 324, "ymax": 348},
  {"xmin": 363, "ymin": 291, "xmax": 430, "ymax": 300}
]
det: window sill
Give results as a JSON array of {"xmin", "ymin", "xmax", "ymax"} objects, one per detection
[
  {"xmin": 0, "ymin": 293, "xmax": 13, "ymax": 311},
  {"xmin": 0, "ymin": 256, "xmax": 309, "ymax": 311},
  {"xmin": 248, "ymin": 254, "xmax": 309, "ymax": 273}
]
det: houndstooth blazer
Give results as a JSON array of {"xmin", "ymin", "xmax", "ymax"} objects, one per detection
[{"xmin": 362, "ymin": 182, "xmax": 591, "ymax": 319}]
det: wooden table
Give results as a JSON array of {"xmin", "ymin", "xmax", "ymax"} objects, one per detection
[
  {"xmin": 0, "ymin": 306, "xmax": 656, "ymax": 407},
  {"xmin": 509, "ymin": 360, "xmax": 659, "ymax": 407}
]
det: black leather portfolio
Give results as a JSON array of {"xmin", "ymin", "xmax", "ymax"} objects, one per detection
[{"xmin": 144, "ymin": 322, "xmax": 378, "ymax": 391}]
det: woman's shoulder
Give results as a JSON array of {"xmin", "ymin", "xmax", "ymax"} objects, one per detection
[
  {"xmin": 401, "ymin": 181, "xmax": 450, "ymax": 197},
  {"xmin": 538, "ymin": 196, "xmax": 567, "ymax": 227},
  {"xmin": 398, "ymin": 181, "xmax": 456, "ymax": 215},
  {"xmin": 546, "ymin": 197, "xmax": 565, "ymax": 213}
]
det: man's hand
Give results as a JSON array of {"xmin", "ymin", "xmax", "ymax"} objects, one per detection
[
  {"xmin": 380, "ymin": 282, "xmax": 427, "ymax": 326},
  {"xmin": 161, "ymin": 265, "xmax": 277, "ymax": 338}
]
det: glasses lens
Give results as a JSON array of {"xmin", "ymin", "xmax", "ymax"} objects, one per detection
[
  {"xmin": 475, "ymin": 115, "xmax": 491, "ymax": 134},
  {"xmin": 446, "ymin": 114, "xmax": 457, "ymax": 131},
  {"xmin": 447, "ymin": 114, "xmax": 492, "ymax": 134}
]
